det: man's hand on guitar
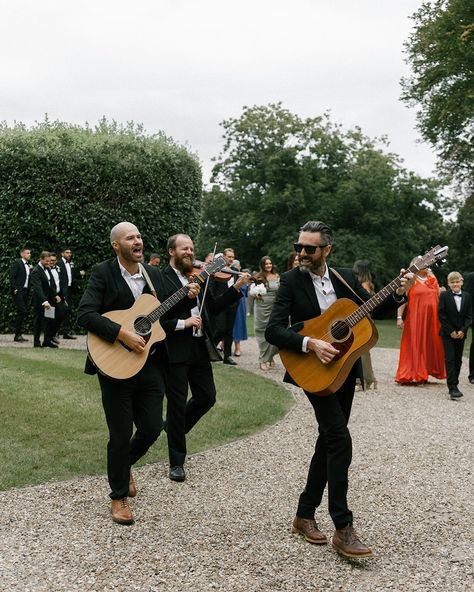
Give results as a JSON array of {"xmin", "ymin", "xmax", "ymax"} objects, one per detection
[
  {"xmin": 307, "ymin": 338, "xmax": 339, "ymax": 365},
  {"xmin": 118, "ymin": 328, "xmax": 146, "ymax": 353},
  {"xmin": 187, "ymin": 283, "xmax": 201, "ymax": 299},
  {"xmin": 395, "ymin": 270, "xmax": 416, "ymax": 296}
]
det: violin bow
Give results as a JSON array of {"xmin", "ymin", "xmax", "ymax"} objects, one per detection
[{"xmin": 194, "ymin": 242, "xmax": 217, "ymax": 333}]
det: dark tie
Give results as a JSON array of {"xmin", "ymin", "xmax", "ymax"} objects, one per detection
[{"xmin": 453, "ymin": 293, "xmax": 462, "ymax": 297}]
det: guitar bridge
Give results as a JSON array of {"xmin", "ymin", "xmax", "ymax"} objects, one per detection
[{"xmin": 332, "ymin": 334, "xmax": 354, "ymax": 360}]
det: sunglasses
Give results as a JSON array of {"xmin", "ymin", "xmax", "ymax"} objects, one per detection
[{"xmin": 294, "ymin": 243, "xmax": 328, "ymax": 255}]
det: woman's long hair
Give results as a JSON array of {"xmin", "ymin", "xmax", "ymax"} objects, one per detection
[{"xmin": 353, "ymin": 259, "xmax": 374, "ymax": 293}]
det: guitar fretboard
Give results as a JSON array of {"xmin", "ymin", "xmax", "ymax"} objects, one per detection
[{"xmin": 346, "ymin": 262, "xmax": 424, "ymax": 327}]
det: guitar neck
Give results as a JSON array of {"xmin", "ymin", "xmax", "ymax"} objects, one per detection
[{"xmin": 346, "ymin": 273, "xmax": 408, "ymax": 327}]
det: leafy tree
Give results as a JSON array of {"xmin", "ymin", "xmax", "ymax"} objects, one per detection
[
  {"xmin": 0, "ymin": 118, "xmax": 201, "ymax": 332},
  {"xmin": 197, "ymin": 104, "xmax": 449, "ymax": 285},
  {"xmin": 401, "ymin": 0, "xmax": 474, "ymax": 190}
]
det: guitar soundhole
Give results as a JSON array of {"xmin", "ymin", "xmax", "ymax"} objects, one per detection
[
  {"xmin": 330, "ymin": 320, "xmax": 351, "ymax": 342},
  {"xmin": 134, "ymin": 316, "xmax": 152, "ymax": 337}
]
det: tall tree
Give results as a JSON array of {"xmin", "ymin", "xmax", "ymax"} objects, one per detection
[
  {"xmin": 198, "ymin": 104, "xmax": 449, "ymax": 285},
  {"xmin": 401, "ymin": 0, "xmax": 474, "ymax": 191}
]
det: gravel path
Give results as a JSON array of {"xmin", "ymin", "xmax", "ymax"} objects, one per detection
[{"xmin": 0, "ymin": 334, "xmax": 473, "ymax": 591}]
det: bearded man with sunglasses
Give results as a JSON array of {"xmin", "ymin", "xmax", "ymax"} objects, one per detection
[{"xmin": 266, "ymin": 220, "xmax": 414, "ymax": 558}]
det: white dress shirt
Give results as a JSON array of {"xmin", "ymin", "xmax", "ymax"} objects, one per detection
[
  {"xmin": 118, "ymin": 260, "xmax": 146, "ymax": 301},
  {"xmin": 22, "ymin": 258, "xmax": 30, "ymax": 288},
  {"xmin": 172, "ymin": 266, "xmax": 202, "ymax": 336},
  {"xmin": 302, "ymin": 265, "xmax": 338, "ymax": 352}
]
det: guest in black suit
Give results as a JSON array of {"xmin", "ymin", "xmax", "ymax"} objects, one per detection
[
  {"xmin": 9, "ymin": 247, "xmax": 32, "ymax": 342},
  {"xmin": 160, "ymin": 234, "xmax": 252, "ymax": 482},
  {"xmin": 58, "ymin": 248, "xmax": 85, "ymax": 339},
  {"xmin": 48, "ymin": 253, "xmax": 67, "ymax": 343},
  {"xmin": 77, "ymin": 222, "xmax": 200, "ymax": 525},
  {"xmin": 438, "ymin": 271, "xmax": 473, "ymax": 400},
  {"xmin": 210, "ymin": 247, "xmax": 241, "ymax": 365},
  {"xmin": 265, "ymin": 220, "xmax": 414, "ymax": 559},
  {"xmin": 30, "ymin": 251, "xmax": 58, "ymax": 348},
  {"xmin": 464, "ymin": 272, "xmax": 474, "ymax": 384}
]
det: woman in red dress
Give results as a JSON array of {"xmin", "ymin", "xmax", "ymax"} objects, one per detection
[{"xmin": 395, "ymin": 267, "xmax": 446, "ymax": 384}]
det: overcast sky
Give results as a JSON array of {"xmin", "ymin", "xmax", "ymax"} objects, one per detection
[{"xmin": 1, "ymin": 0, "xmax": 435, "ymax": 183}]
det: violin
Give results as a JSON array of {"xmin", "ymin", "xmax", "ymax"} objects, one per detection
[{"xmin": 190, "ymin": 260, "xmax": 263, "ymax": 284}]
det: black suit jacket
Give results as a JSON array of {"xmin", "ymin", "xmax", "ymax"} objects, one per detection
[
  {"xmin": 77, "ymin": 258, "xmax": 167, "ymax": 374},
  {"xmin": 10, "ymin": 259, "xmax": 30, "ymax": 292},
  {"xmin": 160, "ymin": 265, "xmax": 242, "ymax": 364},
  {"xmin": 30, "ymin": 264, "xmax": 56, "ymax": 307},
  {"xmin": 57, "ymin": 259, "xmax": 70, "ymax": 297},
  {"xmin": 265, "ymin": 266, "xmax": 405, "ymax": 385},
  {"xmin": 438, "ymin": 290, "xmax": 472, "ymax": 338},
  {"xmin": 464, "ymin": 273, "xmax": 474, "ymax": 318}
]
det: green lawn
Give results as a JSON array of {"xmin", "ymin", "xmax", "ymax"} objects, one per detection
[{"xmin": 0, "ymin": 348, "xmax": 293, "ymax": 491}]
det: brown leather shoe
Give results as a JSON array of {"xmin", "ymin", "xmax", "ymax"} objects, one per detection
[
  {"xmin": 128, "ymin": 471, "xmax": 137, "ymax": 497},
  {"xmin": 292, "ymin": 516, "xmax": 327, "ymax": 544},
  {"xmin": 332, "ymin": 524, "xmax": 373, "ymax": 558},
  {"xmin": 111, "ymin": 497, "xmax": 134, "ymax": 525}
]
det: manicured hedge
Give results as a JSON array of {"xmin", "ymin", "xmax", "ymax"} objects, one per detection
[{"xmin": 0, "ymin": 119, "xmax": 202, "ymax": 332}]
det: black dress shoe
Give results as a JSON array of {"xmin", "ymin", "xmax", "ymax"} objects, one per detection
[
  {"xmin": 449, "ymin": 388, "xmax": 463, "ymax": 399},
  {"xmin": 62, "ymin": 334, "xmax": 77, "ymax": 340},
  {"xmin": 34, "ymin": 342, "xmax": 42, "ymax": 348},
  {"xmin": 43, "ymin": 341, "xmax": 59, "ymax": 348},
  {"xmin": 51, "ymin": 337, "xmax": 60, "ymax": 344},
  {"xmin": 14, "ymin": 335, "xmax": 27, "ymax": 342},
  {"xmin": 469, "ymin": 377, "xmax": 474, "ymax": 384},
  {"xmin": 169, "ymin": 466, "xmax": 186, "ymax": 482},
  {"xmin": 223, "ymin": 357, "xmax": 238, "ymax": 365}
]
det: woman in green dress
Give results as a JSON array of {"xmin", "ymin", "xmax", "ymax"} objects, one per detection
[{"xmin": 251, "ymin": 256, "xmax": 280, "ymax": 370}]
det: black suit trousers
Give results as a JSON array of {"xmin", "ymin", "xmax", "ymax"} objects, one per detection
[
  {"xmin": 98, "ymin": 357, "xmax": 165, "ymax": 499},
  {"xmin": 469, "ymin": 327, "xmax": 474, "ymax": 380},
  {"xmin": 13, "ymin": 288, "xmax": 29, "ymax": 335},
  {"xmin": 166, "ymin": 337, "xmax": 216, "ymax": 466},
  {"xmin": 442, "ymin": 336, "xmax": 465, "ymax": 389},
  {"xmin": 33, "ymin": 304, "xmax": 55, "ymax": 345},
  {"xmin": 213, "ymin": 302, "xmax": 238, "ymax": 358},
  {"xmin": 297, "ymin": 367, "xmax": 356, "ymax": 530}
]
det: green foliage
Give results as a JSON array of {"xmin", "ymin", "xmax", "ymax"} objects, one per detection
[
  {"xmin": 0, "ymin": 118, "xmax": 202, "ymax": 332},
  {"xmin": 401, "ymin": 0, "xmax": 474, "ymax": 190},
  {"xmin": 448, "ymin": 194, "xmax": 474, "ymax": 271},
  {"xmin": 0, "ymin": 347, "xmax": 293, "ymax": 491},
  {"xmin": 197, "ymin": 103, "xmax": 450, "ymax": 284}
]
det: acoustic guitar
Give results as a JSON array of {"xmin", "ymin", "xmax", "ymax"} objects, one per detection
[
  {"xmin": 87, "ymin": 256, "xmax": 227, "ymax": 380},
  {"xmin": 279, "ymin": 246, "xmax": 448, "ymax": 396}
]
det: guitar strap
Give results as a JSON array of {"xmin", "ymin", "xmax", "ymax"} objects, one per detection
[
  {"xmin": 138, "ymin": 263, "xmax": 158, "ymax": 299},
  {"xmin": 329, "ymin": 267, "xmax": 365, "ymax": 304}
]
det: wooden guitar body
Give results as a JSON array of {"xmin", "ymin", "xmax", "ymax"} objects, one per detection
[
  {"xmin": 87, "ymin": 294, "xmax": 166, "ymax": 380},
  {"xmin": 279, "ymin": 298, "xmax": 378, "ymax": 396}
]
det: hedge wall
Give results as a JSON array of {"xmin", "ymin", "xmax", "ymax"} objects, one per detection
[{"xmin": 0, "ymin": 119, "xmax": 202, "ymax": 333}]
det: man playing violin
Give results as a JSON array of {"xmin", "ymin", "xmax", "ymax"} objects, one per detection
[
  {"xmin": 160, "ymin": 234, "xmax": 253, "ymax": 482},
  {"xmin": 77, "ymin": 222, "xmax": 200, "ymax": 525},
  {"xmin": 266, "ymin": 220, "xmax": 414, "ymax": 558}
]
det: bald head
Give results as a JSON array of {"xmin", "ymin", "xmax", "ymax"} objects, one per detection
[
  {"xmin": 110, "ymin": 222, "xmax": 139, "ymax": 244},
  {"xmin": 110, "ymin": 221, "xmax": 144, "ymax": 269}
]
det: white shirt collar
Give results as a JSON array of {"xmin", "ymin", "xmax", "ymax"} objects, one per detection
[{"xmin": 118, "ymin": 259, "xmax": 142, "ymax": 280}]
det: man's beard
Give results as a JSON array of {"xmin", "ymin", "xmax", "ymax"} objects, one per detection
[
  {"xmin": 175, "ymin": 253, "xmax": 194, "ymax": 274},
  {"xmin": 298, "ymin": 257, "xmax": 317, "ymax": 273}
]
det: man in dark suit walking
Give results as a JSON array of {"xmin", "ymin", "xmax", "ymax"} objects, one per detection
[
  {"xmin": 266, "ymin": 220, "xmax": 414, "ymax": 559},
  {"xmin": 30, "ymin": 251, "xmax": 58, "ymax": 348},
  {"xmin": 58, "ymin": 248, "xmax": 85, "ymax": 339},
  {"xmin": 438, "ymin": 271, "xmax": 473, "ymax": 399},
  {"xmin": 9, "ymin": 247, "xmax": 32, "ymax": 342},
  {"xmin": 77, "ymin": 222, "xmax": 200, "ymax": 525},
  {"xmin": 160, "ymin": 234, "xmax": 252, "ymax": 482},
  {"xmin": 464, "ymin": 272, "xmax": 474, "ymax": 384},
  {"xmin": 210, "ymin": 247, "xmax": 241, "ymax": 365}
]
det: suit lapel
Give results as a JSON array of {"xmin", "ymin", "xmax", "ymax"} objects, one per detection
[
  {"xmin": 164, "ymin": 265, "xmax": 183, "ymax": 291},
  {"xmin": 110, "ymin": 258, "xmax": 136, "ymax": 306},
  {"xmin": 297, "ymin": 269, "xmax": 321, "ymax": 315}
]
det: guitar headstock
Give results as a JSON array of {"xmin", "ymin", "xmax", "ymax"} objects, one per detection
[{"xmin": 409, "ymin": 245, "xmax": 449, "ymax": 274}]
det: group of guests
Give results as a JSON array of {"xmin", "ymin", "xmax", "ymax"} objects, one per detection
[
  {"xmin": 9, "ymin": 247, "xmax": 84, "ymax": 347},
  {"xmin": 395, "ymin": 264, "xmax": 473, "ymax": 400}
]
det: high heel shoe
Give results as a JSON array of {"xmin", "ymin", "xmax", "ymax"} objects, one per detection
[
  {"xmin": 365, "ymin": 380, "xmax": 378, "ymax": 390},
  {"xmin": 259, "ymin": 362, "xmax": 269, "ymax": 371}
]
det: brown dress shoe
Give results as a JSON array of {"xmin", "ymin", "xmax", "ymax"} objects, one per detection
[
  {"xmin": 292, "ymin": 517, "xmax": 328, "ymax": 544},
  {"xmin": 128, "ymin": 471, "xmax": 137, "ymax": 497},
  {"xmin": 332, "ymin": 524, "xmax": 373, "ymax": 558},
  {"xmin": 111, "ymin": 498, "xmax": 134, "ymax": 525}
]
